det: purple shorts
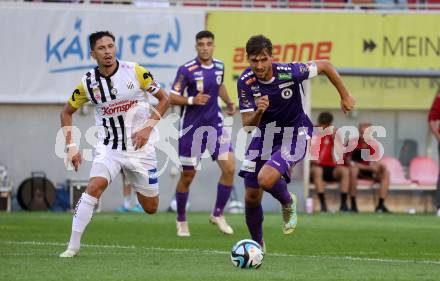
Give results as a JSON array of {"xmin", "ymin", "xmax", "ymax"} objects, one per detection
[
  {"xmin": 179, "ymin": 126, "xmax": 233, "ymax": 170},
  {"xmin": 239, "ymin": 139, "xmax": 308, "ymax": 187}
]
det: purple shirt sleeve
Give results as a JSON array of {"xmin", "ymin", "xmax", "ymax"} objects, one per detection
[
  {"xmin": 237, "ymin": 79, "xmax": 256, "ymax": 113},
  {"xmin": 289, "ymin": 61, "xmax": 318, "ymax": 83},
  {"xmin": 170, "ymin": 66, "xmax": 189, "ymax": 95}
]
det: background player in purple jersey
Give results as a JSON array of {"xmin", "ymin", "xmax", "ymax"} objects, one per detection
[
  {"xmin": 169, "ymin": 30, "xmax": 236, "ymax": 237},
  {"xmin": 237, "ymin": 35, "xmax": 355, "ymax": 251}
]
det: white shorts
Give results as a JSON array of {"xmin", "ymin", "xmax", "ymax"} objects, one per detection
[{"xmin": 90, "ymin": 143, "xmax": 158, "ymax": 197}]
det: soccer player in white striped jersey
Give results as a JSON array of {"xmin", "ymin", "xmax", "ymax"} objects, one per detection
[{"xmin": 59, "ymin": 31, "xmax": 169, "ymax": 258}]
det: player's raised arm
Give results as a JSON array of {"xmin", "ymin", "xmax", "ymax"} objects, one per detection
[{"xmin": 314, "ymin": 60, "xmax": 356, "ymax": 114}]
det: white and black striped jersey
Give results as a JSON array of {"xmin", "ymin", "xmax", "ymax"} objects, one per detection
[{"xmin": 68, "ymin": 60, "xmax": 160, "ymax": 151}]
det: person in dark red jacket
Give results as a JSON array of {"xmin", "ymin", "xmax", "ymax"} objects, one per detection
[
  {"xmin": 428, "ymin": 91, "xmax": 440, "ymax": 217},
  {"xmin": 310, "ymin": 112, "xmax": 350, "ymax": 212}
]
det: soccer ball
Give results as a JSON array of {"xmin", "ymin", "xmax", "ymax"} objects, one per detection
[{"xmin": 230, "ymin": 239, "xmax": 264, "ymax": 269}]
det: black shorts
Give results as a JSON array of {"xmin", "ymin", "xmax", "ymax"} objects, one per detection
[
  {"xmin": 358, "ymin": 169, "xmax": 374, "ymax": 180},
  {"xmin": 322, "ymin": 166, "xmax": 337, "ymax": 182}
]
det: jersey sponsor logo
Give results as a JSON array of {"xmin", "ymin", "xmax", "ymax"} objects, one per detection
[
  {"xmin": 278, "ymin": 73, "xmax": 292, "ymax": 80},
  {"xmin": 215, "ymin": 63, "xmax": 224, "ymax": 70},
  {"xmin": 194, "ymin": 71, "xmax": 203, "ymax": 77},
  {"xmin": 126, "ymin": 81, "xmax": 134, "ymax": 90},
  {"xmin": 216, "ymin": 75, "xmax": 222, "ymax": 85},
  {"xmin": 281, "ymin": 88, "xmax": 293, "ymax": 99},
  {"xmin": 279, "ymin": 81, "xmax": 295, "ymax": 89},
  {"xmin": 240, "ymin": 90, "xmax": 252, "ymax": 108},
  {"xmin": 111, "ymin": 88, "xmax": 118, "ymax": 95},
  {"xmin": 90, "ymin": 81, "xmax": 99, "ymax": 88},
  {"xmin": 277, "ymin": 66, "xmax": 292, "ymax": 71},
  {"xmin": 241, "ymin": 160, "xmax": 256, "ymax": 173},
  {"xmin": 215, "ymin": 71, "xmax": 223, "ymax": 75},
  {"xmin": 250, "ymin": 85, "xmax": 260, "ymax": 92},
  {"xmin": 101, "ymin": 100, "xmax": 138, "ymax": 116},
  {"xmin": 92, "ymin": 87, "xmax": 101, "ymax": 101},
  {"xmin": 245, "ymin": 77, "xmax": 256, "ymax": 85},
  {"xmin": 188, "ymin": 65, "xmax": 199, "ymax": 72}
]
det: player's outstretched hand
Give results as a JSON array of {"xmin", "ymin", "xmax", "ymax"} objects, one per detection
[
  {"xmin": 132, "ymin": 127, "xmax": 152, "ymax": 150},
  {"xmin": 193, "ymin": 92, "xmax": 210, "ymax": 105},
  {"xmin": 226, "ymin": 102, "xmax": 236, "ymax": 116},
  {"xmin": 341, "ymin": 94, "xmax": 356, "ymax": 114},
  {"xmin": 68, "ymin": 146, "xmax": 82, "ymax": 172},
  {"xmin": 257, "ymin": 95, "xmax": 269, "ymax": 113}
]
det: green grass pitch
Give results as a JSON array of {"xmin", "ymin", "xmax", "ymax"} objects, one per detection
[{"xmin": 1, "ymin": 212, "xmax": 439, "ymax": 281}]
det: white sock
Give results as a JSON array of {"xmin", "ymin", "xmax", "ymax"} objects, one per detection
[
  {"xmin": 68, "ymin": 193, "xmax": 98, "ymax": 251},
  {"xmin": 123, "ymin": 195, "xmax": 131, "ymax": 209}
]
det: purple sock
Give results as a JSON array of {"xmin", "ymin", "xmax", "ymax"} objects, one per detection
[
  {"xmin": 213, "ymin": 183, "xmax": 232, "ymax": 217},
  {"xmin": 245, "ymin": 204, "xmax": 264, "ymax": 245},
  {"xmin": 265, "ymin": 179, "xmax": 292, "ymax": 206},
  {"xmin": 176, "ymin": 191, "xmax": 188, "ymax": 222}
]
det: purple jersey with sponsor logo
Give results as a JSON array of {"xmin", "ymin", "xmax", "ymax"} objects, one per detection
[
  {"xmin": 237, "ymin": 62, "xmax": 317, "ymax": 158},
  {"xmin": 171, "ymin": 58, "xmax": 225, "ymax": 129}
]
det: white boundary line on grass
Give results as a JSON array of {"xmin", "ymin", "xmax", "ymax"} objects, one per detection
[{"xmin": 2, "ymin": 240, "xmax": 440, "ymax": 265}]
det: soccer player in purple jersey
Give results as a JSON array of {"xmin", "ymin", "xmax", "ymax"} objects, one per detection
[
  {"xmin": 237, "ymin": 35, "xmax": 355, "ymax": 251},
  {"xmin": 169, "ymin": 31, "xmax": 236, "ymax": 237}
]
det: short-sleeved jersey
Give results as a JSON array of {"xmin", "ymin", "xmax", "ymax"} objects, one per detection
[
  {"xmin": 316, "ymin": 134, "xmax": 336, "ymax": 167},
  {"xmin": 170, "ymin": 58, "xmax": 225, "ymax": 131},
  {"xmin": 237, "ymin": 62, "xmax": 317, "ymax": 154},
  {"xmin": 350, "ymin": 140, "xmax": 377, "ymax": 166},
  {"xmin": 67, "ymin": 60, "xmax": 160, "ymax": 151}
]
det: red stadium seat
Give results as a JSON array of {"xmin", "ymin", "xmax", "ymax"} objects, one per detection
[
  {"xmin": 322, "ymin": 0, "xmax": 347, "ymax": 9},
  {"xmin": 219, "ymin": 0, "xmax": 243, "ymax": 7},
  {"xmin": 253, "ymin": 0, "xmax": 278, "ymax": 8},
  {"xmin": 409, "ymin": 157, "xmax": 439, "ymax": 185},
  {"xmin": 380, "ymin": 156, "xmax": 412, "ymax": 186},
  {"xmin": 427, "ymin": 0, "xmax": 440, "ymax": 10},
  {"xmin": 182, "ymin": 0, "xmax": 208, "ymax": 7},
  {"xmin": 287, "ymin": 0, "xmax": 313, "ymax": 9}
]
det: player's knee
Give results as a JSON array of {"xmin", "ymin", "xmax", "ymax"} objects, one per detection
[
  {"xmin": 350, "ymin": 166, "xmax": 359, "ymax": 177},
  {"xmin": 86, "ymin": 182, "xmax": 105, "ymax": 198},
  {"xmin": 311, "ymin": 167, "xmax": 323, "ymax": 179},
  {"xmin": 181, "ymin": 170, "xmax": 196, "ymax": 185},
  {"xmin": 340, "ymin": 167, "xmax": 349, "ymax": 179},
  {"xmin": 222, "ymin": 163, "xmax": 235, "ymax": 178},
  {"xmin": 245, "ymin": 192, "xmax": 261, "ymax": 205},
  {"xmin": 143, "ymin": 205, "xmax": 157, "ymax": 214},
  {"xmin": 257, "ymin": 174, "xmax": 276, "ymax": 189}
]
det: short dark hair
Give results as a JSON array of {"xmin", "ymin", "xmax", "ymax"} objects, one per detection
[
  {"xmin": 195, "ymin": 30, "xmax": 214, "ymax": 41},
  {"xmin": 318, "ymin": 112, "xmax": 333, "ymax": 126},
  {"xmin": 89, "ymin": 31, "xmax": 115, "ymax": 50},
  {"xmin": 246, "ymin": 35, "xmax": 272, "ymax": 57}
]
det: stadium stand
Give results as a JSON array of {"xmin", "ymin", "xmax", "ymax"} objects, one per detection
[{"xmin": 19, "ymin": 0, "xmax": 440, "ymax": 10}]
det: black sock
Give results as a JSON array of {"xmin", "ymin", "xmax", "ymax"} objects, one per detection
[
  {"xmin": 351, "ymin": 196, "xmax": 358, "ymax": 210},
  {"xmin": 377, "ymin": 198, "xmax": 385, "ymax": 209},
  {"xmin": 318, "ymin": 193, "xmax": 327, "ymax": 211},
  {"xmin": 340, "ymin": 192, "xmax": 348, "ymax": 208}
]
